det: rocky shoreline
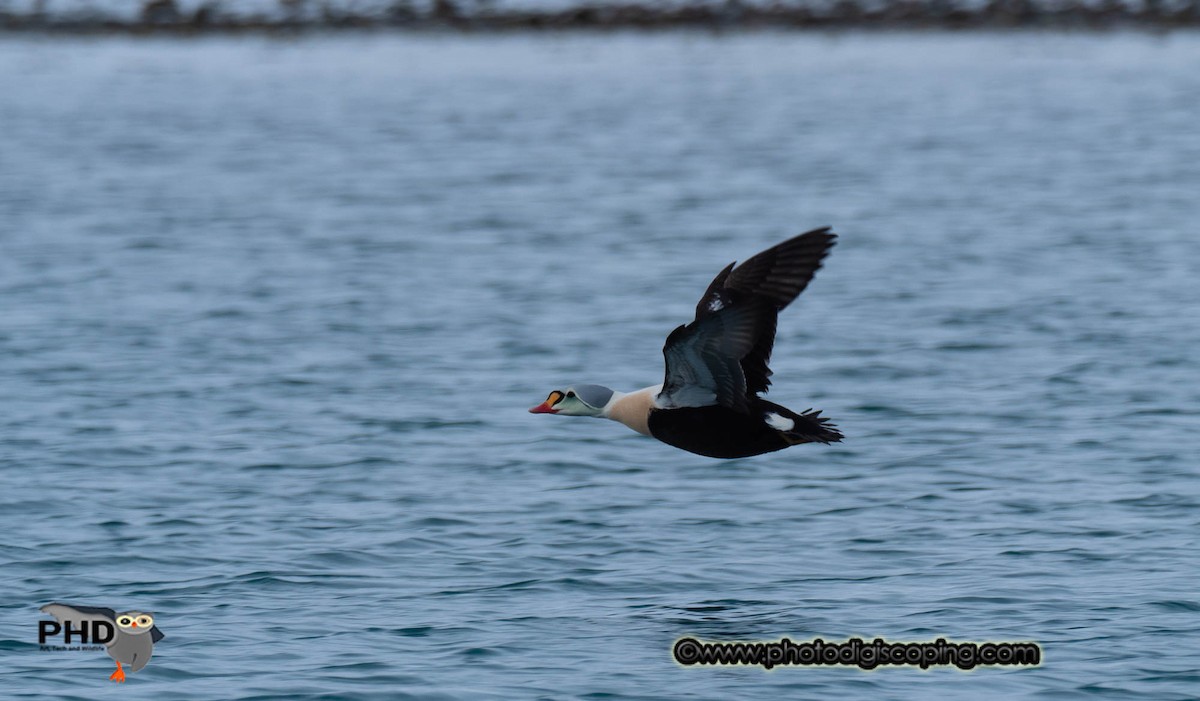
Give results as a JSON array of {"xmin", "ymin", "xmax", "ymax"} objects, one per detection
[{"xmin": 2, "ymin": 0, "xmax": 1198, "ymax": 32}]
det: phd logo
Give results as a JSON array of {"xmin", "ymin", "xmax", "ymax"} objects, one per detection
[
  {"xmin": 39, "ymin": 617, "xmax": 115, "ymax": 645},
  {"xmin": 39, "ymin": 603, "xmax": 166, "ymax": 682}
]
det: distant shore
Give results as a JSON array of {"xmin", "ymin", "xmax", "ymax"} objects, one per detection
[{"xmin": 2, "ymin": 0, "xmax": 1199, "ymax": 34}]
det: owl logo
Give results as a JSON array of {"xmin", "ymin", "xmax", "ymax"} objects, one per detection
[{"xmin": 40, "ymin": 603, "xmax": 165, "ymax": 682}]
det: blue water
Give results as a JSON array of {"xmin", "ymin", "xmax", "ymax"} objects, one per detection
[{"xmin": 1, "ymin": 32, "xmax": 1198, "ymax": 700}]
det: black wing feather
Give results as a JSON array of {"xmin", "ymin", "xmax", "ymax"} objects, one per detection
[{"xmin": 691, "ymin": 228, "xmax": 836, "ymax": 396}]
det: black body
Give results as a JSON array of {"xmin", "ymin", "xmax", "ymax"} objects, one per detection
[{"xmin": 649, "ymin": 399, "xmax": 840, "ymax": 459}]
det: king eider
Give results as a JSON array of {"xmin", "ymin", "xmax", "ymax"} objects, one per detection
[{"xmin": 530, "ymin": 227, "xmax": 843, "ymax": 459}]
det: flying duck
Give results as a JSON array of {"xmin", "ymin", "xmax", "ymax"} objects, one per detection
[{"xmin": 530, "ymin": 227, "xmax": 843, "ymax": 458}]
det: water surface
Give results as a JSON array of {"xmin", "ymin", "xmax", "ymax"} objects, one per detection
[{"xmin": 1, "ymin": 32, "xmax": 1198, "ymax": 700}]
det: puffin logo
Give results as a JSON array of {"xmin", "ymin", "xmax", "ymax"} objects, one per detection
[{"xmin": 39, "ymin": 603, "xmax": 165, "ymax": 682}]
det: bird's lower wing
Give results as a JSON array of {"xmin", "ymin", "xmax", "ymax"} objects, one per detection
[{"xmin": 660, "ymin": 301, "xmax": 770, "ymax": 413}]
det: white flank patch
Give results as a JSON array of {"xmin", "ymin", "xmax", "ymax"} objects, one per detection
[
  {"xmin": 707, "ymin": 298, "xmax": 724, "ymax": 312},
  {"xmin": 764, "ymin": 412, "xmax": 794, "ymax": 431}
]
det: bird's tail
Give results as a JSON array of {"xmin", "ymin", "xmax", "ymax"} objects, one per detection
[{"xmin": 781, "ymin": 408, "xmax": 843, "ymax": 445}]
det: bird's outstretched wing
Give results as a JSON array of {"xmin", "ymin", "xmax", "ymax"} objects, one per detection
[
  {"xmin": 40, "ymin": 603, "xmax": 120, "ymax": 648},
  {"xmin": 690, "ymin": 228, "xmax": 836, "ymax": 396},
  {"xmin": 660, "ymin": 228, "xmax": 836, "ymax": 412}
]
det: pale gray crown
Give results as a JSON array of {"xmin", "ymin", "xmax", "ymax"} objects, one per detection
[{"xmin": 571, "ymin": 384, "xmax": 614, "ymax": 409}]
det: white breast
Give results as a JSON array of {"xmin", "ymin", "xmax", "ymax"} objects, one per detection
[{"xmin": 603, "ymin": 385, "xmax": 662, "ymax": 436}]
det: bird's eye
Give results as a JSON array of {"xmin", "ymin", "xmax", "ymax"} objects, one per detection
[
  {"xmin": 566, "ymin": 391, "xmax": 575, "ymax": 399},
  {"xmin": 117, "ymin": 617, "xmax": 132, "ymax": 626},
  {"xmin": 137, "ymin": 616, "xmax": 153, "ymax": 627}
]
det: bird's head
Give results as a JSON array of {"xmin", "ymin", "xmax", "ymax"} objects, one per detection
[
  {"xmin": 529, "ymin": 384, "xmax": 614, "ymax": 417},
  {"xmin": 115, "ymin": 612, "xmax": 155, "ymax": 636}
]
